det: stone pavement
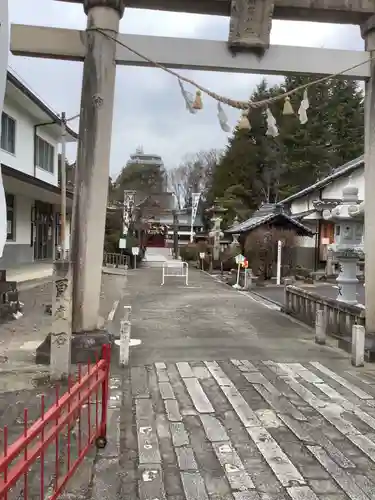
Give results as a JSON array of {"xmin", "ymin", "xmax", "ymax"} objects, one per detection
[
  {"xmin": 97, "ymin": 359, "xmax": 375, "ymax": 500},
  {"xmin": 80, "ymin": 268, "xmax": 375, "ymax": 500},
  {"xmin": 112, "ymin": 268, "xmax": 346, "ymax": 364}
]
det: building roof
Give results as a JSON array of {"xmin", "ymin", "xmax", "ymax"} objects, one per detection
[
  {"xmin": 226, "ymin": 203, "xmax": 314, "ymax": 236},
  {"xmin": 6, "ymin": 70, "xmax": 78, "ymax": 142},
  {"xmin": 279, "ymin": 156, "xmax": 364, "ymax": 205}
]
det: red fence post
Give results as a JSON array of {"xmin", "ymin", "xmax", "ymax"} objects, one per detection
[
  {"xmin": 0, "ymin": 344, "xmax": 111, "ymax": 498},
  {"xmin": 97, "ymin": 344, "xmax": 111, "ymax": 448}
]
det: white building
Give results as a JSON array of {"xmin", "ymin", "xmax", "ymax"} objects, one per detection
[
  {"xmin": 279, "ymin": 156, "xmax": 364, "ymax": 272},
  {"xmin": 126, "ymin": 146, "xmax": 164, "ymax": 168},
  {"xmin": 0, "ymin": 71, "xmax": 77, "ymax": 270}
]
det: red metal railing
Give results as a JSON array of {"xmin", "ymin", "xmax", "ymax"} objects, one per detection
[{"xmin": 0, "ymin": 345, "xmax": 111, "ymax": 499}]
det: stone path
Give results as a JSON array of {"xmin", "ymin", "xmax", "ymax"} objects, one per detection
[
  {"xmin": 5, "ymin": 267, "xmax": 375, "ymax": 499},
  {"xmin": 76, "ymin": 268, "xmax": 375, "ymax": 500},
  {"xmin": 90, "ymin": 358, "xmax": 375, "ymax": 500}
]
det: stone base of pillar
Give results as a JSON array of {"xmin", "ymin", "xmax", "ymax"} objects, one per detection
[{"xmin": 35, "ymin": 329, "xmax": 114, "ymax": 365}]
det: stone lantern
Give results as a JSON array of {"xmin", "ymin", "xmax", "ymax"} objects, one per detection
[
  {"xmin": 322, "ymin": 184, "xmax": 364, "ymax": 304},
  {"xmin": 206, "ymin": 200, "xmax": 227, "ymax": 261},
  {"xmin": 231, "ymin": 216, "xmax": 241, "ymax": 247}
]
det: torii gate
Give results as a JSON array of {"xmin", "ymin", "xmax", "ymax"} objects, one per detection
[{"xmin": 8, "ymin": 0, "xmax": 375, "ymax": 336}]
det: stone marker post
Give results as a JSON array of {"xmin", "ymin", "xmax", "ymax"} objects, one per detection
[
  {"xmin": 50, "ymin": 261, "xmax": 72, "ymax": 379},
  {"xmin": 119, "ymin": 306, "xmax": 131, "ymax": 367},
  {"xmin": 352, "ymin": 324, "xmax": 365, "ymax": 367},
  {"xmin": 315, "ymin": 308, "xmax": 326, "ymax": 345}
]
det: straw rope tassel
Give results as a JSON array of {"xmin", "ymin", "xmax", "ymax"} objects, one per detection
[
  {"xmin": 283, "ymin": 96, "xmax": 294, "ymax": 115},
  {"xmin": 192, "ymin": 90, "xmax": 203, "ymax": 110},
  {"xmin": 237, "ymin": 110, "xmax": 251, "ymax": 130}
]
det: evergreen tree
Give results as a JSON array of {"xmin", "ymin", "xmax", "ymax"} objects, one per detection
[{"xmin": 208, "ymin": 74, "xmax": 364, "ymax": 227}]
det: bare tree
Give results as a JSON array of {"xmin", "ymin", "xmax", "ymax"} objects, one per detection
[
  {"xmin": 168, "ymin": 149, "xmax": 222, "ymax": 208},
  {"xmin": 244, "ymin": 227, "xmax": 296, "ymax": 280}
]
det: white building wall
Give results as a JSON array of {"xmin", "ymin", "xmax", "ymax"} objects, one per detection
[
  {"xmin": 322, "ymin": 167, "xmax": 364, "ymax": 200},
  {"xmin": 289, "ymin": 192, "xmax": 318, "ymax": 216},
  {"xmin": 0, "ymin": 96, "xmax": 60, "ymax": 187},
  {"xmin": 0, "ymin": 98, "xmax": 34, "ymax": 176}
]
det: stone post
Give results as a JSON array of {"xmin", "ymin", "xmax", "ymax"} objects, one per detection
[
  {"xmin": 315, "ymin": 308, "xmax": 326, "ymax": 345},
  {"xmin": 72, "ymin": 0, "xmax": 125, "ymax": 333},
  {"xmin": 352, "ymin": 324, "xmax": 365, "ymax": 367},
  {"xmin": 50, "ymin": 261, "xmax": 72, "ymax": 380},
  {"xmin": 322, "ymin": 183, "xmax": 364, "ymax": 305},
  {"xmin": 361, "ymin": 17, "xmax": 375, "ymax": 333},
  {"xmin": 119, "ymin": 314, "xmax": 131, "ymax": 367}
]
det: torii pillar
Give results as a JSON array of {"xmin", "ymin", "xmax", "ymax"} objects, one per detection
[
  {"xmin": 362, "ymin": 17, "xmax": 375, "ymax": 344},
  {"xmin": 34, "ymin": 0, "xmax": 125, "ymax": 365},
  {"xmin": 72, "ymin": 0, "xmax": 124, "ymax": 335}
]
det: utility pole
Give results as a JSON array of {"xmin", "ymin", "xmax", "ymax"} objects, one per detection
[
  {"xmin": 71, "ymin": 0, "xmax": 125, "ymax": 334},
  {"xmin": 49, "ymin": 113, "xmax": 72, "ymax": 379},
  {"xmin": 172, "ymin": 209, "xmax": 179, "ymax": 259},
  {"xmin": 60, "ymin": 112, "xmax": 67, "ymax": 258}
]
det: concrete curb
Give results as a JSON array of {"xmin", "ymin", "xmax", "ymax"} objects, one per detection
[
  {"xmin": 199, "ymin": 269, "xmax": 282, "ymax": 305},
  {"xmin": 248, "ymin": 289, "xmax": 284, "ymax": 308}
]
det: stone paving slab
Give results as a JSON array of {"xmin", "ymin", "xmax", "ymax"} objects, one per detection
[{"xmin": 83, "ymin": 359, "xmax": 375, "ymax": 500}]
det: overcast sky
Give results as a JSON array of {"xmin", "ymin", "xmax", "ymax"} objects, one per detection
[{"xmin": 9, "ymin": 0, "xmax": 363, "ymax": 179}]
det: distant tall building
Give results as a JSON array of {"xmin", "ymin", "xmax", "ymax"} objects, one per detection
[{"xmin": 126, "ymin": 146, "xmax": 164, "ymax": 168}]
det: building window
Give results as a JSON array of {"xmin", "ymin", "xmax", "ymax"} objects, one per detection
[
  {"xmin": 6, "ymin": 194, "xmax": 15, "ymax": 241},
  {"xmin": 1, "ymin": 112, "xmax": 16, "ymax": 154},
  {"xmin": 36, "ymin": 136, "xmax": 54, "ymax": 173}
]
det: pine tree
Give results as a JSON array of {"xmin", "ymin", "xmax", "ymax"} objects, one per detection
[{"xmin": 208, "ymin": 74, "xmax": 365, "ymax": 226}]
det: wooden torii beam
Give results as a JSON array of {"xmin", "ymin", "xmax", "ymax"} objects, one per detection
[{"xmin": 10, "ymin": 0, "xmax": 375, "ymax": 340}]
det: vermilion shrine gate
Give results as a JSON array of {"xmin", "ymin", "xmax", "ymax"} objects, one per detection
[{"xmin": 7, "ymin": 0, "xmax": 375, "ymax": 352}]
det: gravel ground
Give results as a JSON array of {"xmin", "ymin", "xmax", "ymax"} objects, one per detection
[
  {"xmin": 0, "ymin": 272, "xmax": 126, "ymax": 498},
  {"xmin": 0, "ymin": 273, "xmax": 125, "ymax": 367}
]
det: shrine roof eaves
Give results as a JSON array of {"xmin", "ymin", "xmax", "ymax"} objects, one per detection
[
  {"xmin": 226, "ymin": 212, "xmax": 315, "ymax": 236},
  {"xmin": 279, "ymin": 156, "xmax": 364, "ymax": 206},
  {"xmin": 55, "ymin": 0, "xmax": 375, "ymax": 24}
]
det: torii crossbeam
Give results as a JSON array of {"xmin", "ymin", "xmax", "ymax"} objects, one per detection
[{"xmin": 8, "ymin": 0, "xmax": 375, "ymax": 346}]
